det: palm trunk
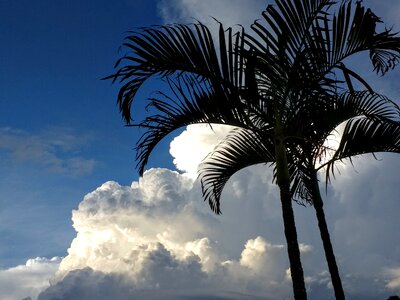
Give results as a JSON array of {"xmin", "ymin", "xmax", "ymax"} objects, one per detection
[
  {"xmin": 311, "ymin": 171, "xmax": 345, "ymax": 300},
  {"xmin": 275, "ymin": 135, "xmax": 307, "ymax": 300}
]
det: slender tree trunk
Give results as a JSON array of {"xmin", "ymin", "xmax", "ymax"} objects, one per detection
[
  {"xmin": 311, "ymin": 171, "xmax": 345, "ymax": 300},
  {"xmin": 275, "ymin": 135, "xmax": 307, "ymax": 300}
]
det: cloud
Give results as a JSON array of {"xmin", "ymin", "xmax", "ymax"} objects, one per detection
[
  {"xmin": 0, "ymin": 257, "xmax": 61, "ymax": 300},
  {"xmin": 17, "ymin": 1, "xmax": 400, "ymax": 299},
  {"xmin": 39, "ymin": 266, "xmax": 271, "ymax": 300},
  {"xmin": 384, "ymin": 267, "xmax": 400, "ymax": 290},
  {"xmin": 0, "ymin": 127, "xmax": 96, "ymax": 176},
  {"xmin": 169, "ymin": 124, "xmax": 234, "ymax": 178},
  {"xmin": 30, "ymin": 120, "xmax": 399, "ymax": 299},
  {"xmin": 36, "ymin": 165, "xmax": 299, "ymax": 300},
  {"xmin": 157, "ymin": 0, "xmax": 268, "ymax": 29},
  {"xmin": 33, "ymin": 162, "xmax": 400, "ymax": 299},
  {"xmin": 366, "ymin": 0, "xmax": 400, "ymax": 30},
  {"xmin": 33, "ymin": 157, "xmax": 399, "ymax": 300}
]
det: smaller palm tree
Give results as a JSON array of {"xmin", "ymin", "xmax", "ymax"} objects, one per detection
[{"xmin": 199, "ymin": 91, "xmax": 400, "ymax": 300}]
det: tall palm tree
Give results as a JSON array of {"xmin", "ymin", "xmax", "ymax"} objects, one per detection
[
  {"xmin": 200, "ymin": 91, "xmax": 400, "ymax": 300},
  {"xmin": 106, "ymin": 1, "xmax": 400, "ymax": 298},
  {"xmin": 106, "ymin": 19, "xmax": 310, "ymax": 299},
  {"xmin": 241, "ymin": 1, "xmax": 400, "ymax": 296}
]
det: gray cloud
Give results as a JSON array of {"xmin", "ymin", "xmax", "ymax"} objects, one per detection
[{"xmin": 39, "ymin": 267, "xmax": 272, "ymax": 300}]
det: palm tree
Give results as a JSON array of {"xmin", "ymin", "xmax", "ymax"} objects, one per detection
[
  {"xmin": 240, "ymin": 1, "xmax": 400, "ymax": 296},
  {"xmin": 294, "ymin": 93, "xmax": 400, "ymax": 299},
  {"xmin": 106, "ymin": 20, "xmax": 309, "ymax": 299},
  {"xmin": 106, "ymin": 1, "xmax": 400, "ymax": 298},
  {"xmin": 200, "ymin": 92, "xmax": 400, "ymax": 300}
]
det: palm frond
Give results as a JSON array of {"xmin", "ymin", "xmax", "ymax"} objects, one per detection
[
  {"xmin": 369, "ymin": 23, "xmax": 400, "ymax": 75},
  {"xmin": 288, "ymin": 89, "xmax": 400, "ymax": 201},
  {"xmin": 251, "ymin": 0, "xmax": 333, "ymax": 60},
  {"xmin": 302, "ymin": 91, "xmax": 400, "ymax": 149},
  {"xmin": 329, "ymin": 1, "xmax": 400, "ymax": 78},
  {"xmin": 245, "ymin": 0, "xmax": 335, "ymax": 95},
  {"xmin": 105, "ymin": 22, "xmax": 246, "ymax": 123},
  {"xmin": 324, "ymin": 117, "xmax": 400, "ymax": 181},
  {"xmin": 290, "ymin": 160, "xmax": 315, "ymax": 205},
  {"xmin": 134, "ymin": 75, "xmax": 251, "ymax": 175},
  {"xmin": 199, "ymin": 128, "xmax": 275, "ymax": 214},
  {"xmin": 246, "ymin": 1, "xmax": 400, "ymax": 98}
]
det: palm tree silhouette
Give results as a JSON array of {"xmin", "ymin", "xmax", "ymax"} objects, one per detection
[
  {"xmin": 106, "ymin": 1, "xmax": 400, "ymax": 299},
  {"xmin": 199, "ymin": 92, "xmax": 400, "ymax": 300}
]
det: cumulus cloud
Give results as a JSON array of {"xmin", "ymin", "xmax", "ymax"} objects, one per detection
[
  {"xmin": 21, "ymin": 1, "xmax": 400, "ymax": 299},
  {"xmin": 169, "ymin": 124, "xmax": 234, "ymax": 178},
  {"xmin": 36, "ymin": 165, "xmax": 301, "ymax": 299},
  {"xmin": 0, "ymin": 127, "xmax": 96, "ymax": 176},
  {"xmin": 0, "ymin": 257, "xmax": 61, "ymax": 300},
  {"xmin": 30, "ymin": 119, "xmax": 399, "ymax": 300},
  {"xmin": 32, "ymin": 162, "xmax": 400, "ymax": 299}
]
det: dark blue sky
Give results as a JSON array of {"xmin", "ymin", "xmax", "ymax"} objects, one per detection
[
  {"xmin": 0, "ymin": 0, "xmax": 178, "ymax": 267},
  {"xmin": 0, "ymin": 0, "xmax": 172, "ymax": 173}
]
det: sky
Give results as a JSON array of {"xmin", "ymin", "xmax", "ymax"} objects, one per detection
[{"xmin": 0, "ymin": 0, "xmax": 399, "ymax": 299}]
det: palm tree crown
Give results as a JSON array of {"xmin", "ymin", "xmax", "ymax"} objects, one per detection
[{"xmin": 106, "ymin": 1, "xmax": 400, "ymax": 299}]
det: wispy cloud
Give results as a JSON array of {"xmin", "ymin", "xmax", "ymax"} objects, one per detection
[{"xmin": 0, "ymin": 127, "xmax": 96, "ymax": 176}]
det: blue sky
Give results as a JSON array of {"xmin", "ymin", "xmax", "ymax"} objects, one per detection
[
  {"xmin": 0, "ymin": 0, "xmax": 173, "ymax": 268},
  {"xmin": 0, "ymin": 1, "xmax": 400, "ymax": 299}
]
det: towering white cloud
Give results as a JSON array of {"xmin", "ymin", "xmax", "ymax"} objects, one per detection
[
  {"xmin": 37, "ymin": 165, "xmax": 299, "ymax": 300},
  {"xmin": 36, "ymin": 148, "xmax": 400, "ymax": 299},
  {"xmin": 19, "ymin": 1, "xmax": 400, "ymax": 299}
]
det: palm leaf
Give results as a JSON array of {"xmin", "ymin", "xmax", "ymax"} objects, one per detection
[
  {"xmin": 324, "ymin": 117, "xmax": 400, "ymax": 181},
  {"xmin": 288, "ymin": 90, "xmax": 400, "ymax": 203},
  {"xmin": 247, "ymin": 0, "xmax": 400, "ymax": 103},
  {"xmin": 300, "ymin": 91, "xmax": 400, "ymax": 150},
  {"xmin": 329, "ymin": 1, "xmax": 400, "ymax": 82},
  {"xmin": 105, "ymin": 22, "xmax": 246, "ymax": 123},
  {"xmin": 289, "ymin": 158, "xmax": 315, "ymax": 204},
  {"xmin": 199, "ymin": 128, "xmax": 275, "ymax": 214},
  {"xmin": 134, "ymin": 75, "xmax": 251, "ymax": 175}
]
